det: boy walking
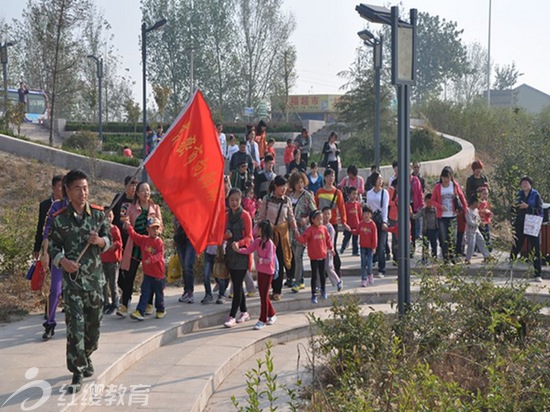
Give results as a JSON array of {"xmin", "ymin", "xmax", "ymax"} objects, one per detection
[
  {"xmin": 357, "ymin": 206, "xmax": 378, "ymax": 286},
  {"xmin": 465, "ymin": 195, "xmax": 492, "ymax": 264},
  {"xmin": 126, "ymin": 217, "xmax": 166, "ymax": 320},
  {"xmin": 418, "ymin": 193, "xmax": 439, "ymax": 263},
  {"xmin": 340, "ymin": 187, "xmax": 362, "ymax": 256}
]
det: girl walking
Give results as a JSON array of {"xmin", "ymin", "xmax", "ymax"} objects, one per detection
[{"xmin": 234, "ymin": 220, "xmax": 277, "ymax": 330}]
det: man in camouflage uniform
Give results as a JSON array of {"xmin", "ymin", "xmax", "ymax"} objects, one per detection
[{"xmin": 48, "ymin": 169, "xmax": 111, "ymax": 393}]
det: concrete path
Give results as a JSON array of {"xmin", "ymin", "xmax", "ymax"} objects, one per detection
[{"xmin": 0, "ymin": 251, "xmax": 549, "ymax": 412}]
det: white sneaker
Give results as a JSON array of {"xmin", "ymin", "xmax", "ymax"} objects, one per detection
[
  {"xmin": 267, "ymin": 315, "xmax": 277, "ymax": 325},
  {"xmin": 534, "ymin": 276, "xmax": 543, "ymax": 283},
  {"xmin": 224, "ymin": 317, "xmax": 236, "ymax": 328},
  {"xmin": 254, "ymin": 321, "xmax": 266, "ymax": 330},
  {"xmin": 236, "ymin": 312, "xmax": 250, "ymax": 323}
]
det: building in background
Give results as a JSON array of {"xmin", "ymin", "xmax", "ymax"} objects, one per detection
[{"xmin": 485, "ymin": 84, "xmax": 550, "ymax": 114}]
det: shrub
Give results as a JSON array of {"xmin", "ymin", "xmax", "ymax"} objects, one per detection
[
  {"xmin": 62, "ymin": 130, "xmax": 101, "ymax": 152},
  {"xmin": 304, "ymin": 268, "xmax": 550, "ymax": 411}
]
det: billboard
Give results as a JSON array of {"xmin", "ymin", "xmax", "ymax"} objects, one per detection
[{"xmin": 287, "ymin": 94, "xmax": 341, "ymax": 113}]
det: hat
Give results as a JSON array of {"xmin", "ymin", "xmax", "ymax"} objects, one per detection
[{"xmin": 147, "ymin": 217, "xmax": 162, "ymax": 228}]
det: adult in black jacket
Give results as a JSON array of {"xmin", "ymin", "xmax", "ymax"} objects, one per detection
[{"xmin": 229, "ymin": 140, "xmax": 254, "ymax": 174}]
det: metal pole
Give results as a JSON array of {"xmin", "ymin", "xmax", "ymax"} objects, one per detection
[
  {"xmin": 141, "ymin": 23, "xmax": 148, "ymax": 182},
  {"xmin": 1, "ymin": 44, "xmax": 8, "ymax": 113},
  {"xmin": 98, "ymin": 58, "xmax": 103, "ymax": 143},
  {"xmin": 190, "ymin": 48, "xmax": 194, "ymax": 96},
  {"xmin": 373, "ymin": 37, "xmax": 382, "ymax": 170},
  {"xmin": 487, "ymin": 0, "xmax": 492, "ymax": 107}
]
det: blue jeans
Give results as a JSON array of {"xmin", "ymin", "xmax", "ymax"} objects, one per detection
[
  {"xmin": 341, "ymin": 230, "xmax": 359, "ymax": 255},
  {"xmin": 136, "ymin": 275, "xmax": 165, "ymax": 315},
  {"xmin": 375, "ymin": 224, "xmax": 387, "ymax": 274},
  {"xmin": 360, "ymin": 247, "xmax": 374, "ymax": 279},
  {"xmin": 422, "ymin": 229, "xmax": 439, "ymax": 260},
  {"xmin": 438, "ymin": 217, "xmax": 457, "ymax": 262},
  {"xmin": 203, "ymin": 253, "xmax": 215, "ymax": 295},
  {"xmin": 175, "ymin": 237, "xmax": 197, "ymax": 294}
]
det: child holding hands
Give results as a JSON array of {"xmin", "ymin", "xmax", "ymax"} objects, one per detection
[
  {"xmin": 294, "ymin": 210, "xmax": 333, "ymax": 304},
  {"xmin": 125, "ymin": 217, "xmax": 166, "ymax": 320},
  {"xmin": 233, "ymin": 220, "xmax": 277, "ymax": 330}
]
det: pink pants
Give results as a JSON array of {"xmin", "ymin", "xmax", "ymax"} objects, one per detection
[{"xmin": 257, "ymin": 272, "xmax": 275, "ymax": 323}]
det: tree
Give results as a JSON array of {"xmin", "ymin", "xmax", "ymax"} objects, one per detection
[
  {"xmin": 19, "ymin": 0, "xmax": 92, "ymax": 145},
  {"xmin": 271, "ymin": 47, "xmax": 297, "ymax": 122},
  {"xmin": 493, "ymin": 62, "xmax": 521, "ymax": 90},
  {"xmin": 449, "ymin": 42, "xmax": 489, "ymax": 103},
  {"xmin": 235, "ymin": 0, "xmax": 296, "ymax": 111},
  {"xmin": 415, "ymin": 12, "xmax": 468, "ymax": 103},
  {"xmin": 152, "ymin": 84, "xmax": 170, "ymax": 123},
  {"xmin": 123, "ymin": 98, "xmax": 141, "ymax": 134}
]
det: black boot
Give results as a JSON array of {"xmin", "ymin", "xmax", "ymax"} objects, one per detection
[
  {"xmin": 42, "ymin": 323, "xmax": 55, "ymax": 341},
  {"xmin": 68, "ymin": 373, "xmax": 83, "ymax": 394},
  {"xmin": 83, "ymin": 359, "xmax": 94, "ymax": 378}
]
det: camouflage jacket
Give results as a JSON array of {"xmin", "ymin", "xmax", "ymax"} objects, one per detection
[{"xmin": 49, "ymin": 202, "xmax": 111, "ymax": 291}]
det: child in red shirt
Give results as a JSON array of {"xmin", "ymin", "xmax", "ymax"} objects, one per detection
[
  {"xmin": 266, "ymin": 138, "xmax": 276, "ymax": 165},
  {"xmin": 478, "ymin": 186, "xmax": 493, "ymax": 252},
  {"xmin": 125, "ymin": 217, "xmax": 166, "ymax": 320},
  {"xmin": 340, "ymin": 187, "xmax": 363, "ymax": 256},
  {"xmin": 242, "ymin": 186, "xmax": 258, "ymax": 221},
  {"xmin": 101, "ymin": 209, "xmax": 122, "ymax": 314},
  {"xmin": 283, "ymin": 138, "xmax": 295, "ymax": 174},
  {"xmin": 295, "ymin": 210, "xmax": 333, "ymax": 304},
  {"xmin": 357, "ymin": 206, "xmax": 378, "ymax": 286}
]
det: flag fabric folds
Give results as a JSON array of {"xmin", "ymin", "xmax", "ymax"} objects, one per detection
[{"xmin": 145, "ymin": 90, "xmax": 226, "ymax": 253}]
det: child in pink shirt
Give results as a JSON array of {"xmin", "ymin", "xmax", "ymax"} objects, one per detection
[
  {"xmin": 295, "ymin": 210, "xmax": 333, "ymax": 304},
  {"xmin": 234, "ymin": 220, "xmax": 277, "ymax": 330}
]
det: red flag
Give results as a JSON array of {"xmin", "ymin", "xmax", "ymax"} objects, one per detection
[{"xmin": 145, "ymin": 90, "xmax": 226, "ymax": 253}]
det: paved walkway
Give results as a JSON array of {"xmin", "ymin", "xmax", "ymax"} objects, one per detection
[{"xmin": 0, "ymin": 252, "xmax": 549, "ymax": 412}]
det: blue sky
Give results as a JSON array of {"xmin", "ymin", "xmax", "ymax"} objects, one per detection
[{"xmin": 1, "ymin": 0, "xmax": 548, "ymax": 98}]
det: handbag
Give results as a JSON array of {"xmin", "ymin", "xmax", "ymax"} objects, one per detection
[
  {"xmin": 453, "ymin": 194, "xmax": 464, "ymax": 212},
  {"xmin": 30, "ymin": 260, "xmax": 46, "ymax": 291},
  {"xmin": 167, "ymin": 254, "xmax": 181, "ymax": 283},
  {"xmin": 524, "ymin": 214, "xmax": 543, "ymax": 237},
  {"xmin": 213, "ymin": 246, "xmax": 230, "ymax": 280}
]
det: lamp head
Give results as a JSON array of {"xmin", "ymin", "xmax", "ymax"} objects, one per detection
[
  {"xmin": 357, "ymin": 29, "xmax": 375, "ymax": 42},
  {"xmin": 356, "ymin": 4, "xmax": 392, "ymax": 24}
]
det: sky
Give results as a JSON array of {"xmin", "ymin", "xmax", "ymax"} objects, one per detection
[{"xmin": 1, "ymin": 0, "xmax": 549, "ymax": 99}]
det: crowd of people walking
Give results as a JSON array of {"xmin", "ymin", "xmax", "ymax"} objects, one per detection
[{"xmin": 32, "ymin": 122, "xmax": 545, "ymax": 392}]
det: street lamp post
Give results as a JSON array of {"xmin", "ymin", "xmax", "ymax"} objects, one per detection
[
  {"xmin": 1, "ymin": 41, "xmax": 15, "ymax": 113},
  {"xmin": 141, "ymin": 17, "xmax": 167, "ymax": 182},
  {"xmin": 356, "ymin": 4, "xmax": 417, "ymax": 315},
  {"xmin": 87, "ymin": 54, "xmax": 103, "ymax": 143},
  {"xmin": 358, "ymin": 29, "xmax": 383, "ymax": 170}
]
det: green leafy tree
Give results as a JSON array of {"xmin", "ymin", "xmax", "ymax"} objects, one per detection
[
  {"xmin": 415, "ymin": 12, "xmax": 468, "ymax": 103},
  {"xmin": 123, "ymin": 98, "xmax": 141, "ymax": 134},
  {"xmin": 152, "ymin": 84, "xmax": 170, "ymax": 123},
  {"xmin": 271, "ymin": 47, "xmax": 297, "ymax": 122},
  {"xmin": 493, "ymin": 62, "xmax": 521, "ymax": 90}
]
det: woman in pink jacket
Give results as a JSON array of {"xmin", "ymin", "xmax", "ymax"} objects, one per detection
[
  {"xmin": 234, "ymin": 220, "xmax": 277, "ymax": 330},
  {"xmin": 431, "ymin": 166, "xmax": 467, "ymax": 264},
  {"xmin": 117, "ymin": 182, "xmax": 162, "ymax": 317}
]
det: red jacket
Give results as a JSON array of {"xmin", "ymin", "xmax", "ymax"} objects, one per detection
[
  {"xmin": 126, "ymin": 226, "xmax": 165, "ymax": 279},
  {"xmin": 358, "ymin": 220, "xmax": 378, "ymax": 249},
  {"xmin": 101, "ymin": 225, "xmax": 122, "ymax": 263},
  {"xmin": 345, "ymin": 201, "xmax": 362, "ymax": 230},
  {"xmin": 431, "ymin": 181, "xmax": 468, "ymax": 219},
  {"xmin": 295, "ymin": 225, "xmax": 333, "ymax": 260},
  {"xmin": 283, "ymin": 145, "xmax": 295, "ymax": 165}
]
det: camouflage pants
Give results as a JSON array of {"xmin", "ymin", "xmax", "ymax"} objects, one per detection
[{"xmin": 64, "ymin": 287, "xmax": 104, "ymax": 374}]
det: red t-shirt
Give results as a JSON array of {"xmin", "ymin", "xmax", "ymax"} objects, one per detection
[
  {"xmin": 295, "ymin": 225, "xmax": 333, "ymax": 260},
  {"xmin": 345, "ymin": 201, "xmax": 362, "ymax": 230},
  {"xmin": 357, "ymin": 220, "xmax": 378, "ymax": 249},
  {"xmin": 126, "ymin": 226, "xmax": 165, "ymax": 279}
]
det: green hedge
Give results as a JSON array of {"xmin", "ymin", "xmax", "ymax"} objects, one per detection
[{"xmin": 65, "ymin": 121, "xmax": 302, "ymax": 134}]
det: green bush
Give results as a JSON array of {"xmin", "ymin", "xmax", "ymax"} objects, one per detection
[
  {"xmin": 62, "ymin": 130, "xmax": 101, "ymax": 152},
  {"xmin": 305, "ymin": 268, "xmax": 550, "ymax": 411}
]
